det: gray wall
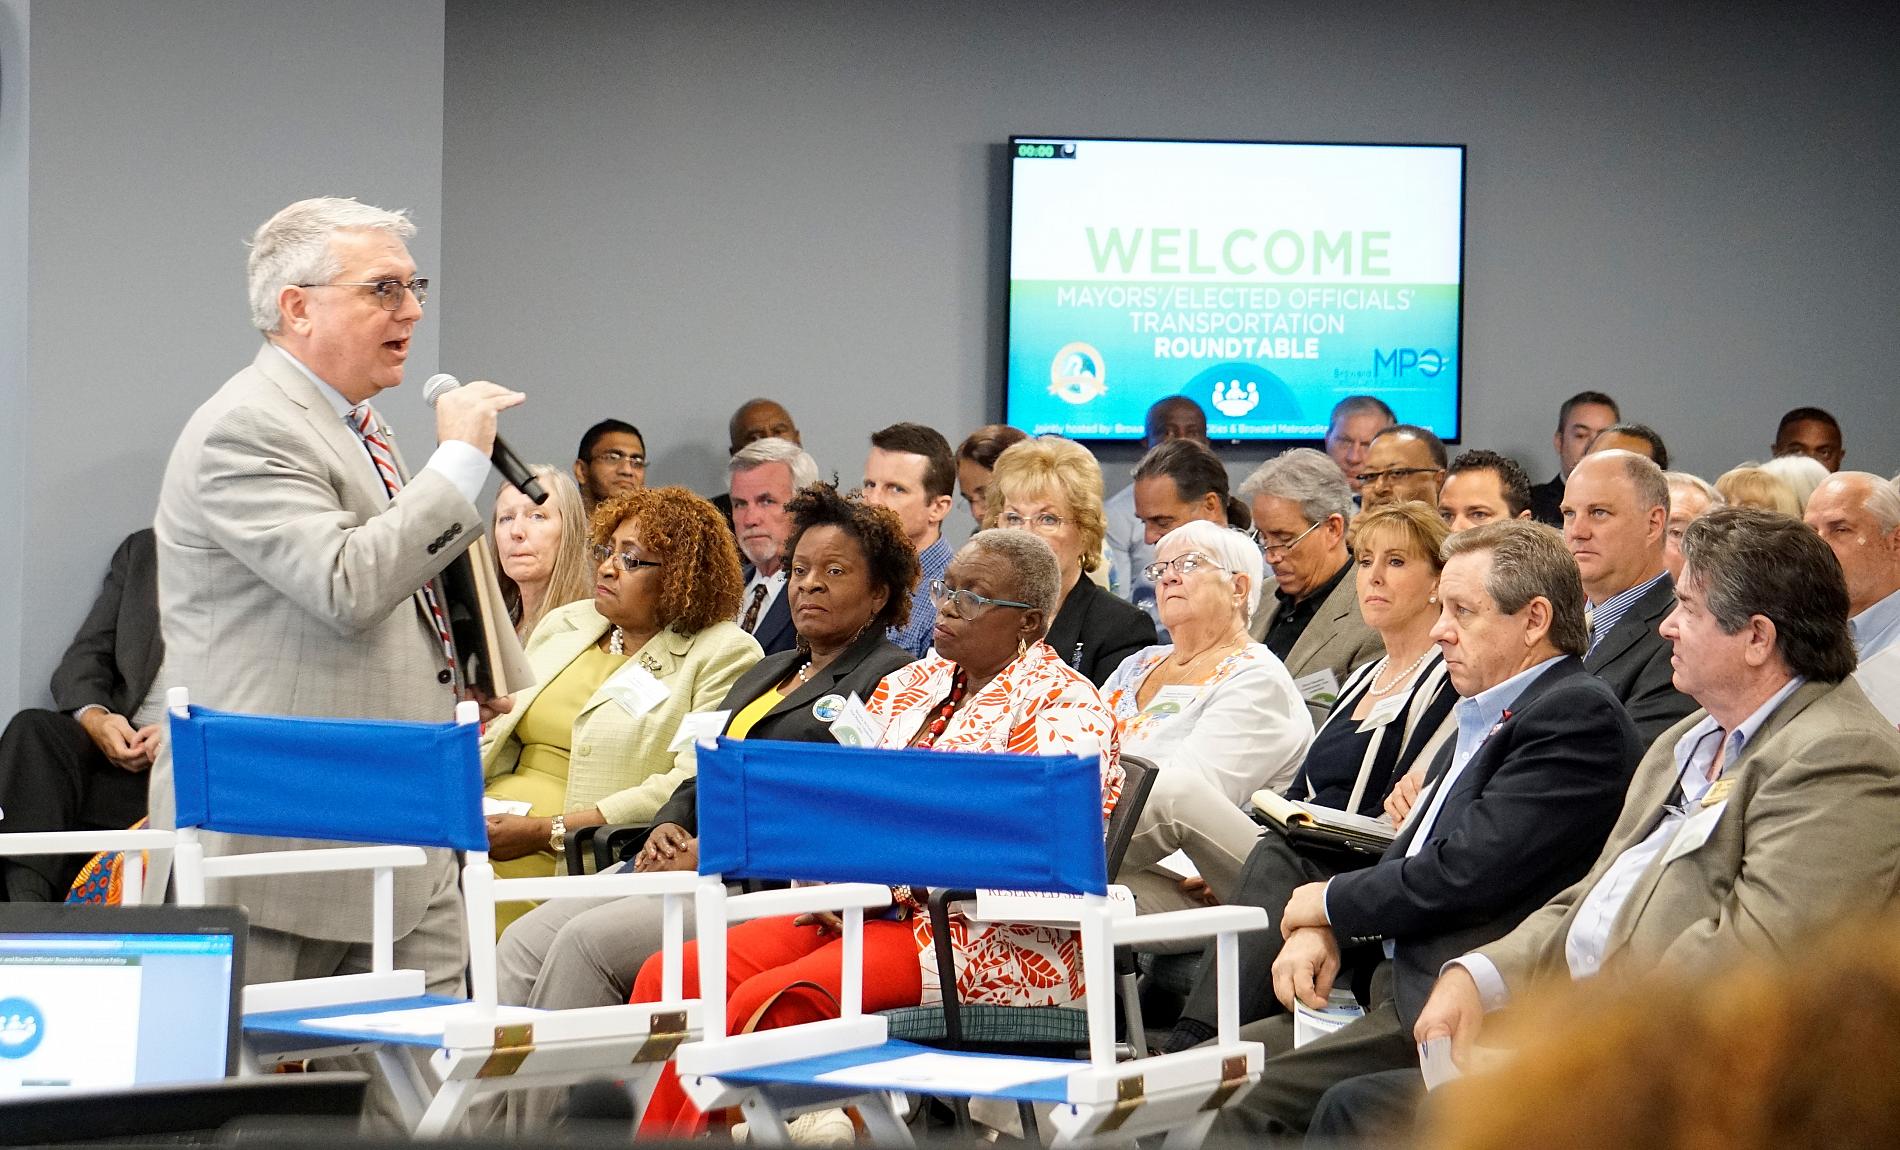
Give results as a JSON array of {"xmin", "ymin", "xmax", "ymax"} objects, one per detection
[
  {"xmin": 440, "ymin": 0, "xmax": 1900, "ymax": 502},
  {"xmin": 5, "ymin": 0, "xmax": 1897, "ymax": 710},
  {"xmin": 0, "ymin": 1, "xmax": 29, "ymax": 711},
  {"xmin": 4, "ymin": 0, "xmax": 445, "ymax": 709}
]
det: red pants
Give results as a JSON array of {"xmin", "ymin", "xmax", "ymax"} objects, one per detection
[{"xmin": 631, "ymin": 914, "xmax": 923, "ymax": 1136}]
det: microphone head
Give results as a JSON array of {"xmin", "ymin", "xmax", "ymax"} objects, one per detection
[{"xmin": 422, "ymin": 373, "xmax": 463, "ymax": 408}]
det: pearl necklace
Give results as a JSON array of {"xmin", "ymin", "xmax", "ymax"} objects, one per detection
[
  {"xmin": 1368, "ymin": 648, "xmax": 1433, "ymax": 696},
  {"xmin": 608, "ymin": 627, "xmax": 625, "ymax": 655}
]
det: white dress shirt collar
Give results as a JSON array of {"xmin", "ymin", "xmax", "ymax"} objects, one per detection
[
  {"xmin": 1667, "ymin": 675, "xmax": 1805, "ymax": 806},
  {"xmin": 271, "ymin": 342, "xmax": 359, "ymax": 421},
  {"xmin": 1405, "ymin": 655, "xmax": 1567, "ymax": 856},
  {"xmin": 1851, "ymin": 587, "xmax": 1900, "ymax": 662}
]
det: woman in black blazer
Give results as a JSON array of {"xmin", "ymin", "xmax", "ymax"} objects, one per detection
[
  {"xmin": 492, "ymin": 483, "xmax": 921, "ymax": 1036},
  {"xmin": 636, "ymin": 626, "xmax": 914, "ymax": 866},
  {"xmin": 986, "ymin": 435, "xmax": 1157, "ymax": 686},
  {"xmin": 1043, "ymin": 572, "xmax": 1159, "ymax": 686}
]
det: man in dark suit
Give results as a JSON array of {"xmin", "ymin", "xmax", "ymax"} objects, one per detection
[
  {"xmin": 1205, "ymin": 520, "xmax": 1643, "ymax": 1138},
  {"xmin": 1562, "ymin": 450, "xmax": 1696, "ymax": 747},
  {"xmin": 0, "ymin": 529, "xmax": 162, "ymax": 901},
  {"xmin": 729, "ymin": 437, "xmax": 818, "ymax": 656},
  {"xmin": 1528, "ymin": 390, "xmax": 1620, "ymax": 527}
]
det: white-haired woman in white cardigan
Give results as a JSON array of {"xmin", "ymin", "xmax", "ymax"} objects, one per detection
[
  {"xmin": 1100, "ymin": 519, "xmax": 1314, "ymax": 913},
  {"xmin": 1112, "ymin": 503, "xmax": 1463, "ymax": 917}
]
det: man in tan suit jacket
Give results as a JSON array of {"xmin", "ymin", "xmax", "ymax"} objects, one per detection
[
  {"xmin": 1388, "ymin": 509, "xmax": 1900, "ymax": 1129},
  {"xmin": 1242, "ymin": 449, "xmax": 1384, "ymax": 725},
  {"xmin": 152, "ymin": 198, "xmax": 524, "ymax": 991}
]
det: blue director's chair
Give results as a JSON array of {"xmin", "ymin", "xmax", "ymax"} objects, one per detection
[
  {"xmin": 164, "ymin": 687, "xmax": 701, "ymax": 1136},
  {"xmin": 673, "ymin": 738, "xmax": 1269, "ymax": 1148}
]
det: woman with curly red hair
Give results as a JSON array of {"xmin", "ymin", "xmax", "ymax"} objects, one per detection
[{"xmin": 480, "ymin": 486, "xmax": 762, "ymax": 917}]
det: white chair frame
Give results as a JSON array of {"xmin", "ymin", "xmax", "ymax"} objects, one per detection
[{"xmin": 166, "ymin": 686, "xmax": 702, "ymax": 1137}]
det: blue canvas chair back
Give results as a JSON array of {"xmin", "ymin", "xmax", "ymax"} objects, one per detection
[
  {"xmin": 695, "ymin": 738, "xmax": 1107, "ymax": 894},
  {"xmin": 168, "ymin": 704, "xmax": 487, "ymax": 852}
]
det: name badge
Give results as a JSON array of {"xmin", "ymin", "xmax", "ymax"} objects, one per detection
[
  {"xmin": 1293, "ymin": 668, "xmax": 1342, "ymax": 706},
  {"xmin": 1357, "ymin": 693, "xmax": 1408, "ymax": 732},
  {"xmin": 1142, "ymin": 685, "xmax": 1201, "ymax": 717},
  {"xmin": 601, "ymin": 661, "xmax": 670, "ymax": 719},
  {"xmin": 830, "ymin": 692, "xmax": 888, "ymax": 748},
  {"xmin": 1662, "ymin": 799, "xmax": 1728, "ymax": 865},
  {"xmin": 667, "ymin": 710, "xmax": 731, "ymax": 752}
]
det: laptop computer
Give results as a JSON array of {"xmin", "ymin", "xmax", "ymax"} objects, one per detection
[{"xmin": 0, "ymin": 904, "xmax": 245, "ymax": 1096}]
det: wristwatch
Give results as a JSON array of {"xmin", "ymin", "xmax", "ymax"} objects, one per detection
[{"xmin": 549, "ymin": 813, "xmax": 567, "ymax": 856}]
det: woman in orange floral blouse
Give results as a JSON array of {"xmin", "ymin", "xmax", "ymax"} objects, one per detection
[{"xmin": 631, "ymin": 529, "xmax": 1120, "ymax": 1135}]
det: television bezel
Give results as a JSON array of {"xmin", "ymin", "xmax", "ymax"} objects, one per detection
[{"xmin": 1001, "ymin": 133, "xmax": 1468, "ymax": 446}]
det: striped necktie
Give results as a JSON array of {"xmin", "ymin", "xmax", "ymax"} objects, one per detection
[
  {"xmin": 348, "ymin": 404, "xmax": 459, "ymax": 681},
  {"xmin": 740, "ymin": 582, "xmax": 769, "ymax": 633}
]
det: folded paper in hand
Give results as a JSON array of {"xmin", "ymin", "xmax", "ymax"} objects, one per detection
[
  {"xmin": 1418, "ymin": 1035, "xmax": 1460, "ymax": 1090},
  {"xmin": 1419, "ymin": 1036, "xmax": 1513, "ymax": 1090},
  {"xmin": 1293, "ymin": 991, "xmax": 1365, "ymax": 1049}
]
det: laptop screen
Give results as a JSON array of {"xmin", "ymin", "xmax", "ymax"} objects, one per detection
[{"xmin": 0, "ymin": 906, "xmax": 245, "ymax": 1097}]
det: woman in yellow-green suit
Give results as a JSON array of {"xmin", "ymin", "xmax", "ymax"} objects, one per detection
[{"xmin": 480, "ymin": 486, "xmax": 761, "ymax": 927}]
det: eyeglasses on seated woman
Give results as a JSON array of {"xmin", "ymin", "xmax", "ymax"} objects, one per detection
[
  {"xmin": 626, "ymin": 527, "xmax": 1122, "ymax": 1137},
  {"xmin": 1157, "ymin": 500, "xmax": 1463, "ymax": 1055},
  {"xmin": 1101, "ymin": 519, "xmax": 1315, "ymax": 915},
  {"xmin": 485, "ymin": 486, "xmax": 922, "ymax": 1123},
  {"xmin": 477, "ymin": 486, "xmax": 763, "ymax": 934},
  {"xmin": 985, "ymin": 435, "xmax": 1156, "ymax": 686}
]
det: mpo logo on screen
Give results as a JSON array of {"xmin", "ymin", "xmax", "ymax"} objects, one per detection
[
  {"xmin": 1049, "ymin": 342, "xmax": 1107, "ymax": 405},
  {"xmin": 1372, "ymin": 348, "xmax": 1447, "ymax": 378},
  {"xmin": 0, "ymin": 997, "xmax": 45, "ymax": 1059}
]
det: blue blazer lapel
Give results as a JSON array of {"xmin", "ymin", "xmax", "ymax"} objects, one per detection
[{"xmin": 1386, "ymin": 657, "xmax": 1582, "ymax": 859}]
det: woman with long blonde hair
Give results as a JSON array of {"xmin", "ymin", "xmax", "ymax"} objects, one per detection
[{"xmin": 491, "ymin": 463, "xmax": 592, "ymax": 640}]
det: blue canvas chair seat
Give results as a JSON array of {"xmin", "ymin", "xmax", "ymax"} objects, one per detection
[
  {"xmin": 164, "ymin": 687, "xmax": 701, "ymax": 1137},
  {"xmin": 673, "ymin": 738, "xmax": 1268, "ymax": 1148}
]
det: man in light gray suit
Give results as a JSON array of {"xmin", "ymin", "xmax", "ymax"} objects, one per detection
[{"xmin": 152, "ymin": 197, "xmax": 523, "ymax": 992}]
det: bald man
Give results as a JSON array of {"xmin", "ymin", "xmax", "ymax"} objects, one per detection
[
  {"xmin": 1561, "ymin": 451, "xmax": 1696, "ymax": 746},
  {"xmin": 710, "ymin": 398, "xmax": 803, "ymax": 522},
  {"xmin": 1805, "ymin": 473, "xmax": 1900, "ymax": 723}
]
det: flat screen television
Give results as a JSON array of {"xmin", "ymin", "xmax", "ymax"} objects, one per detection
[{"xmin": 1005, "ymin": 136, "xmax": 1466, "ymax": 442}]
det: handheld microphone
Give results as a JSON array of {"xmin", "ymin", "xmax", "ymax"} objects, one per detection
[{"xmin": 423, "ymin": 373, "xmax": 548, "ymax": 505}]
